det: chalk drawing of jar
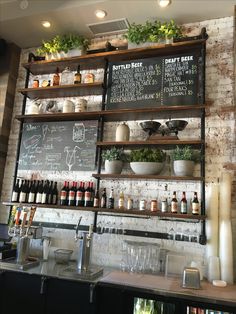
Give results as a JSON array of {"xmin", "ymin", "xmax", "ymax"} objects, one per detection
[{"xmin": 73, "ymin": 123, "xmax": 85, "ymax": 142}]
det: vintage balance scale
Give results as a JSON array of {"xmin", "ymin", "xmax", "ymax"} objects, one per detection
[{"xmin": 140, "ymin": 119, "xmax": 188, "ymax": 140}]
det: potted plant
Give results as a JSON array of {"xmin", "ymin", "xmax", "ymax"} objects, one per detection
[
  {"xmin": 124, "ymin": 20, "xmax": 182, "ymax": 48},
  {"xmin": 171, "ymin": 146, "xmax": 200, "ymax": 176},
  {"xmin": 129, "ymin": 148, "xmax": 166, "ymax": 175},
  {"xmin": 36, "ymin": 34, "xmax": 90, "ymax": 60},
  {"xmin": 102, "ymin": 147, "xmax": 124, "ymax": 174}
]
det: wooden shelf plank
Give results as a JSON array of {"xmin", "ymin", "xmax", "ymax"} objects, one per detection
[
  {"xmin": 18, "ymin": 82, "xmax": 103, "ymax": 99},
  {"xmin": 22, "ymin": 39, "xmax": 206, "ymax": 75},
  {"xmin": 97, "ymin": 139, "xmax": 204, "ymax": 148},
  {"xmin": 15, "ymin": 105, "xmax": 207, "ymax": 123},
  {"xmin": 92, "ymin": 173, "xmax": 203, "ymax": 181},
  {"xmin": 2, "ymin": 202, "xmax": 206, "ymax": 220}
]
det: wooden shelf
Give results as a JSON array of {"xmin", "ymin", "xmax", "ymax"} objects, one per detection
[
  {"xmin": 18, "ymin": 82, "xmax": 103, "ymax": 99},
  {"xmin": 22, "ymin": 39, "xmax": 206, "ymax": 75},
  {"xmin": 2, "ymin": 202, "xmax": 206, "ymax": 220},
  {"xmin": 15, "ymin": 105, "xmax": 207, "ymax": 123},
  {"xmin": 92, "ymin": 173, "xmax": 203, "ymax": 181},
  {"xmin": 97, "ymin": 139, "xmax": 204, "ymax": 149}
]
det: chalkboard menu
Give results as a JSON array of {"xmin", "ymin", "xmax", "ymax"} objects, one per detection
[
  {"xmin": 107, "ymin": 52, "xmax": 203, "ymax": 109},
  {"xmin": 18, "ymin": 121, "xmax": 98, "ymax": 171}
]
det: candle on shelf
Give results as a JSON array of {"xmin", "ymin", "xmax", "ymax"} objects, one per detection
[
  {"xmin": 219, "ymin": 171, "xmax": 234, "ymax": 284},
  {"xmin": 206, "ymin": 182, "xmax": 219, "ymax": 259}
]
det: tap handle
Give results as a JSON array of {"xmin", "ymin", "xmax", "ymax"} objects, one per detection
[
  {"xmin": 88, "ymin": 224, "xmax": 93, "ymax": 237},
  {"xmin": 75, "ymin": 216, "xmax": 82, "ymax": 241}
]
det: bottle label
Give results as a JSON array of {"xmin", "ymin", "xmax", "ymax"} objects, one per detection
[
  {"xmin": 60, "ymin": 191, "xmax": 67, "ymax": 201},
  {"xmin": 52, "ymin": 195, "xmax": 57, "ymax": 205},
  {"xmin": 161, "ymin": 201, "xmax": 168, "ymax": 212},
  {"xmin": 151, "ymin": 200, "xmax": 157, "ymax": 212},
  {"xmin": 41, "ymin": 193, "xmax": 47, "ymax": 204},
  {"xmin": 180, "ymin": 202, "xmax": 187, "ymax": 214},
  {"xmin": 171, "ymin": 201, "xmax": 178, "ymax": 213},
  {"xmin": 192, "ymin": 203, "xmax": 199, "ymax": 214},
  {"xmin": 84, "ymin": 191, "xmax": 91, "ymax": 201},
  {"xmin": 28, "ymin": 192, "xmax": 35, "ymax": 203},
  {"xmin": 11, "ymin": 192, "xmax": 18, "ymax": 202},
  {"xmin": 127, "ymin": 198, "xmax": 133, "ymax": 210},
  {"xmin": 19, "ymin": 192, "xmax": 26, "ymax": 203},
  {"xmin": 139, "ymin": 200, "xmax": 146, "ymax": 210},
  {"xmin": 76, "ymin": 191, "xmax": 83, "ymax": 201},
  {"xmin": 36, "ymin": 193, "xmax": 42, "ymax": 203},
  {"xmin": 93, "ymin": 198, "xmax": 99, "ymax": 208},
  {"xmin": 118, "ymin": 199, "xmax": 124, "ymax": 209},
  {"xmin": 68, "ymin": 191, "xmax": 75, "ymax": 201}
]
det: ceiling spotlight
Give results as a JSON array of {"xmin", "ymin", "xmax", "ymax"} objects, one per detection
[
  {"xmin": 42, "ymin": 21, "xmax": 51, "ymax": 28},
  {"xmin": 95, "ymin": 9, "xmax": 107, "ymax": 19},
  {"xmin": 158, "ymin": 0, "xmax": 172, "ymax": 8}
]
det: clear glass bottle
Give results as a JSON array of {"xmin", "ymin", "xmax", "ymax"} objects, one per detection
[{"xmin": 60, "ymin": 67, "xmax": 73, "ymax": 85}]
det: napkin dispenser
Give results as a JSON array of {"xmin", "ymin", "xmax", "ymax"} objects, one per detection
[{"xmin": 182, "ymin": 267, "xmax": 201, "ymax": 289}]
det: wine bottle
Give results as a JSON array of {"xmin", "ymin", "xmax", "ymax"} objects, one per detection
[
  {"xmin": 47, "ymin": 181, "xmax": 53, "ymax": 204},
  {"xmin": 100, "ymin": 188, "xmax": 107, "ymax": 208},
  {"xmin": 28, "ymin": 180, "xmax": 36, "ymax": 203},
  {"xmin": 11, "ymin": 178, "xmax": 20, "ymax": 202},
  {"xmin": 192, "ymin": 192, "xmax": 199, "ymax": 215},
  {"xmin": 60, "ymin": 181, "xmax": 68, "ymax": 206},
  {"xmin": 74, "ymin": 65, "xmax": 81, "ymax": 84},
  {"xmin": 19, "ymin": 180, "xmax": 27, "ymax": 203},
  {"xmin": 51, "ymin": 182, "xmax": 58, "ymax": 205},
  {"xmin": 108, "ymin": 188, "xmax": 114, "ymax": 209},
  {"xmin": 93, "ymin": 189, "xmax": 100, "ymax": 208},
  {"xmin": 36, "ymin": 180, "xmax": 44, "ymax": 204},
  {"xmin": 84, "ymin": 182, "xmax": 92, "ymax": 207},
  {"xmin": 68, "ymin": 181, "xmax": 77, "ymax": 206},
  {"xmin": 53, "ymin": 67, "xmax": 60, "ymax": 86},
  {"xmin": 41, "ymin": 180, "xmax": 49, "ymax": 204},
  {"xmin": 171, "ymin": 191, "xmax": 178, "ymax": 213},
  {"xmin": 76, "ymin": 181, "xmax": 84, "ymax": 207},
  {"xmin": 89, "ymin": 181, "xmax": 94, "ymax": 207},
  {"xmin": 180, "ymin": 191, "xmax": 187, "ymax": 214}
]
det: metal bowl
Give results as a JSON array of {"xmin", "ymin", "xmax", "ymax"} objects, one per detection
[
  {"xmin": 140, "ymin": 121, "xmax": 161, "ymax": 136},
  {"xmin": 165, "ymin": 120, "xmax": 188, "ymax": 134}
]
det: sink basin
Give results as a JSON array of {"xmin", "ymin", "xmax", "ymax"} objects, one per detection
[{"xmin": 0, "ymin": 257, "xmax": 40, "ymax": 271}]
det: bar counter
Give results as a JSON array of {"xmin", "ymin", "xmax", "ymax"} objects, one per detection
[{"xmin": 0, "ymin": 259, "xmax": 236, "ymax": 311}]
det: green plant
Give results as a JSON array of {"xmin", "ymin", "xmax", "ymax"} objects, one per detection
[
  {"xmin": 171, "ymin": 146, "xmax": 200, "ymax": 162},
  {"xmin": 102, "ymin": 147, "xmax": 124, "ymax": 161},
  {"xmin": 37, "ymin": 34, "xmax": 89, "ymax": 55},
  {"xmin": 124, "ymin": 19, "xmax": 182, "ymax": 44},
  {"xmin": 129, "ymin": 148, "xmax": 166, "ymax": 162}
]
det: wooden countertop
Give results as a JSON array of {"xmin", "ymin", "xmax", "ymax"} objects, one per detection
[{"xmin": 100, "ymin": 271, "xmax": 236, "ymax": 308}]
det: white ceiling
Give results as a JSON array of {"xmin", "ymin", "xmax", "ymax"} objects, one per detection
[{"xmin": 0, "ymin": 0, "xmax": 235, "ymax": 48}]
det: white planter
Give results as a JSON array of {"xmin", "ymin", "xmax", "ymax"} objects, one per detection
[
  {"xmin": 130, "ymin": 162, "xmax": 164, "ymax": 175},
  {"xmin": 128, "ymin": 38, "xmax": 173, "ymax": 49},
  {"xmin": 173, "ymin": 160, "xmax": 194, "ymax": 176},
  {"xmin": 105, "ymin": 160, "xmax": 123, "ymax": 174}
]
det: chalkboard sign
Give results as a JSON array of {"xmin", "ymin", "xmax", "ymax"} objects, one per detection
[
  {"xmin": 18, "ymin": 121, "xmax": 98, "ymax": 171},
  {"xmin": 107, "ymin": 52, "xmax": 203, "ymax": 109}
]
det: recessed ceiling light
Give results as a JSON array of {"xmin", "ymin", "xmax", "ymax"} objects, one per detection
[
  {"xmin": 95, "ymin": 9, "xmax": 107, "ymax": 19},
  {"xmin": 42, "ymin": 21, "xmax": 51, "ymax": 28},
  {"xmin": 158, "ymin": 0, "xmax": 172, "ymax": 8}
]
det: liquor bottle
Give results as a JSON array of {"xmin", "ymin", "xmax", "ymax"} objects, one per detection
[
  {"xmin": 93, "ymin": 189, "xmax": 100, "ymax": 208},
  {"xmin": 41, "ymin": 180, "xmax": 49, "ymax": 204},
  {"xmin": 68, "ymin": 181, "xmax": 77, "ymax": 206},
  {"xmin": 84, "ymin": 182, "xmax": 92, "ymax": 207},
  {"xmin": 53, "ymin": 67, "xmax": 60, "ymax": 86},
  {"xmin": 192, "ymin": 192, "xmax": 199, "ymax": 215},
  {"xmin": 108, "ymin": 188, "xmax": 114, "ymax": 209},
  {"xmin": 11, "ymin": 178, "xmax": 20, "ymax": 202},
  {"xmin": 74, "ymin": 65, "xmax": 81, "ymax": 84},
  {"xmin": 89, "ymin": 181, "xmax": 94, "ymax": 207},
  {"xmin": 36, "ymin": 180, "xmax": 44, "ymax": 204},
  {"xmin": 47, "ymin": 181, "xmax": 53, "ymax": 204},
  {"xmin": 51, "ymin": 182, "xmax": 58, "ymax": 205},
  {"xmin": 28, "ymin": 180, "xmax": 36, "ymax": 203},
  {"xmin": 118, "ymin": 191, "xmax": 124, "ymax": 209},
  {"xmin": 60, "ymin": 181, "xmax": 68, "ymax": 206},
  {"xmin": 100, "ymin": 188, "xmax": 107, "ymax": 208},
  {"xmin": 25, "ymin": 180, "xmax": 31, "ymax": 203},
  {"xmin": 19, "ymin": 180, "xmax": 27, "ymax": 203},
  {"xmin": 180, "ymin": 191, "xmax": 187, "ymax": 214},
  {"xmin": 76, "ymin": 181, "xmax": 85, "ymax": 207},
  {"xmin": 171, "ymin": 191, "xmax": 178, "ymax": 213}
]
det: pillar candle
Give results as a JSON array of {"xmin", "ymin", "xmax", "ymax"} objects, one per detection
[
  {"xmin": 206, "ymin": 183, "xmax": 219, "ymax": 259},
  {"xmin": 219, "ymin": 171, "xmax": 234, "ymax": 284}
]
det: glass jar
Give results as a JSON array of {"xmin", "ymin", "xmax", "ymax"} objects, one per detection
[{"xmin": 60, "ymin": 67, "xmax": 73, "ymax": 85}]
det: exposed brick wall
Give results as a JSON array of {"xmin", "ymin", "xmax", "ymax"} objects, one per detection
[{"xmin": 0, "ymin": 18, "xmax": 235, "ymax": 281}]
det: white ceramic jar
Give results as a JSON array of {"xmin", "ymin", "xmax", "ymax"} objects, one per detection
[
  {"xmin": 75, "ymin": 99, "xmax": 87, "ymax": 112},
  {"xmin": 115, "ymin": 122, "xmax": 130, "ymax": 141},
  {"xmin": 63, "ymin": 100, "xmax": 74, "ymax": 113}
]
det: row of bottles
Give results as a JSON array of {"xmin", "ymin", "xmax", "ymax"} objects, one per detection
[
  {"xmin": 32, "ymin": 65, "xmax": 95, "ymax": 88},
  {"xmin": 11, "ymin": 179, "xmax": 58, "ymax": 205},
  {"xmin": 169, "ymin": 191, "xmax": 200, "ymax": 215}
]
